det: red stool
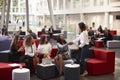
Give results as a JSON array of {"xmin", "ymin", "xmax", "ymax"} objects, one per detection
[{"xmin": 94, "ymin": 40, "xmax": 104, "ymax": 48}]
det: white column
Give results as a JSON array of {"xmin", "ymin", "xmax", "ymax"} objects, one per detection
[
  {"xmin": 51, "ymin": 0, "xmax": 54, "ymax": 9},
  {"xmin": 47, "ymin": 0, "xmax": 56, "ymax": 29},
  {"xmin": 104, "ymin": 12, "xmax": 109, "ymax": 28},
  {"xmin": 70, "ymin": 0, "xmax": 73, "ymax": 9},
  {"xmin": 56, "ymin": 0, "xmax": 59, "ymax": 10},
  {"xmin": 80, "ymin": 13, "xmax": 84, "ymax": 22},
  {"xmin": 6, "ymin": 0, "xmax": 11, "ymax": 30},
  {"xmin": 26, "ymin": 0, "xmax": 29, "ymax": 30},
  {"xmin": 63, "ymin": 0, "xmax": 66, "ymax": 10},
  {"xmin": 1, "ymin": 0, "xmax": 6, "ymax": 28},
  {"xmin": 90, "ymin": 0, "xmax": 94, "ymax": 7},
  {"xmin": 104, "ymin": 0, "xmax": 109, "ymax": 6}
]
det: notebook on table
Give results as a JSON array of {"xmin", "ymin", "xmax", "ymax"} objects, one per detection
[{"xmin": 42, "ymin": 58, "xmax": 52, "ymax": 65}]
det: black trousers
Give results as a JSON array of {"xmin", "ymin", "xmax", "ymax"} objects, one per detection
[
  {"xmin": 20, "ymin": 55, "xmax": 34, "ymax": 70},
  {"xmin": 75, "ymin": 45, "xmax": 89, "ymax": 74}
]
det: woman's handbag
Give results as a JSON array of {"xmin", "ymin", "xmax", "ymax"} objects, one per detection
[{"xmin": 62, "ymin": 52, "xmax": 70, "ymax": 60}]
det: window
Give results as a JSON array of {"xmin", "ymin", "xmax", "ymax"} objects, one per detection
[
  {"xmin": 66, "ymin": 0, "xmax": 70, "ymax": 9},
  {"xmin": 13, "ymin": 0, "xmax": 18, "ymax": 7},
  {"xmin": 94, "ymin": 0, "xmax": 104, "ymax": 6},
  {"xmin": 73, "ymin": 0, "xmax": 80, "ymax": 9},
  {"xmin": 59, "ymin": 0, "xmax": 63, "ymax": 10},
  {"xmin": 83, "ymin": 0, "xmax": 90, "ymax": 7}
]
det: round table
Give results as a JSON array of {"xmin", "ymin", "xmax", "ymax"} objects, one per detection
[
  {"xmin": 64, "ymin": 64, "xmax": 80, "ymax": 80},
  {"xmin": 12, "ymin": 68, "xmax": 30, "ymax": 80}
]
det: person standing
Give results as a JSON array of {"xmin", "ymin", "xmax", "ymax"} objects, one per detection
[
  {"xmin": 2, "ymin": 25, "xmax": 7, "ymax": 35},
  {"xmin": 69, "ymin": 22, "xmax": 89, "ymax": 76}
]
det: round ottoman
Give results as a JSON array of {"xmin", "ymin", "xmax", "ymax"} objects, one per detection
[
  {"xmin": 64, "ymin": 64, "xmax": 80, "ymax": 80},
  {"xmin": 12, "ymin": 68, "xmax": 30, "ymax": 80}
]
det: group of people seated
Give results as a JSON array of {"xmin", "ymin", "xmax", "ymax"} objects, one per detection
[
  {"xmin": 41, "ymin": 25, "xmax": 54, "ymax": 38},
  {"xmin": 88, "ymin": 25, "xmax": 113, "ymax": 46},
  {"xmin": 9, "ymin": 22, "xmax": 89, "ymax": 77},
  {"xmin": 0, "ymin": 22, "xmax": 115, "ymax": 77},
  {"xmin": 0, "ymin": 25, "xmax": 12, "ymax": 39}
]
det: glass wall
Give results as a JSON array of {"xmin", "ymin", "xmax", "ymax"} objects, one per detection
[
  {"xmin": 73, "ymin": 0, "xmax": 80, "ymax": 9},
  {"xmin": 59, "ymin": 0, "xmax": 63, "ymax": 10},
  {"xmin": 53, "ymin": 0, "xmax": 57, "ymax": 10},
  {"xmin": 94, "ymin": 0, "xmax": 104, "ymax": 6},
  {"xmin": 20, "ymin": 0, "xmax": 25, "ymax": 13},
  {"xmin": 83, "ymin": 0, "xmax": 90, "ymax": 7},
  {"xmin": 0, "ymin": 0, "xmax": 2, "ymax": 12},
  {"xmin": 66, "ymin": 0, "xmax": 70, "ymax": 9},
  {"xmin": 12, "ymin": 0, "xmax": 18, "ymax": 12}
]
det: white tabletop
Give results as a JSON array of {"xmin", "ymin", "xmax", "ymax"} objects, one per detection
[
  {"xmin": 38, "ymin": 63, "xmax": 55, "ymax": 67},
  {"xmin": 13, "ymin": 68, "xmax": 30, "ymax": 73},
  {"xmin": 65, "ymin": 64, "xmax": 80, "ymax": 68}
]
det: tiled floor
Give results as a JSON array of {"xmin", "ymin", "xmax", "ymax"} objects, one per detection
[{"xmin": 31, "ymin": 47, "xmax": 120, "ymax": 80}]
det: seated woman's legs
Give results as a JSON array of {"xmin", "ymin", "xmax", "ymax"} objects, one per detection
[
  {"xmin": 33, "ymin": 57, "xmax": 38, "ymax": 67},
  {"xmin": 34, "ymin": 54, "xmax": 40, "ymax": 64},
  {"xmin": 54, "ymin": 54, "xmax": 63, "ymax": 75}
]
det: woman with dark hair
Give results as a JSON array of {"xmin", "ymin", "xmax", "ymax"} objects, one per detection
[
  {"xmin": 98, "ymin": 25, "xmax": 104, "ymax": 33},
  {"xmin": 35, "ymin": 36, "xmax": 52, "ymax": 63},
  {"xmin": 69, "ymin": 22, "xmax": 89, "ymax": 76},
  {"xmin": 55, "ymin": 34, "xmax": 70, "ymax": 75},
  {"xmin": 10, "ymin": 34, "xmax": 23, "ymax": 62}
]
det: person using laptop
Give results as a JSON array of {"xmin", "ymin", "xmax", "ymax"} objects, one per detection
[
  {"xmin": 35, "ymin": 35, "xmax": 52, "ymax": 64},
  {"xmin": 54, "ymin": 34, "xmax": 71, "ymax": 75}
]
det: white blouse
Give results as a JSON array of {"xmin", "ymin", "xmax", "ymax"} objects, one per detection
[
  {"xmin": 25, "ymin": 43, "xmax": 36, "ymax": 57},
  {"xmin": 73, "ymin": 30, "xmax": 89, "ymax": 47},
  {"xmin": 37, "ymin": 43, "xmax": 52, "ymax": 54}
]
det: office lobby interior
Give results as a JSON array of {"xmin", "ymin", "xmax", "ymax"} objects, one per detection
[{"xmin": 0, "ymin": 0, "xmax": 120, "ymax": 80}]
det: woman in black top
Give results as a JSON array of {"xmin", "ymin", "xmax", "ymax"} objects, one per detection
[
  {"xmin": 10, "ymin": 34, "xmax": 23, "ymax": 62},
  {"xmin": 98, "ymin": 25, "xmax": 104, "ymax": 33}
]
